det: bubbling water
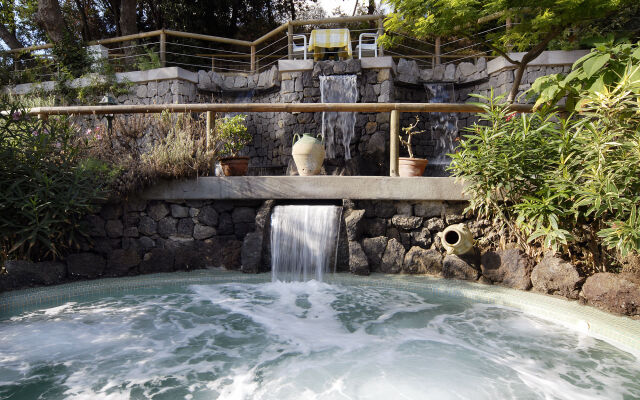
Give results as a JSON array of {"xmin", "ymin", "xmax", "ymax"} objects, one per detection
[{"xmin": 1, "ymin": 281, "xmax": 639, "ymax": 399}]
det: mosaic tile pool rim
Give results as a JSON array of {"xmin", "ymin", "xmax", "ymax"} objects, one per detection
[{"xmin": 1, "ymin": 269, "xmax": 639, "ymax": 356}]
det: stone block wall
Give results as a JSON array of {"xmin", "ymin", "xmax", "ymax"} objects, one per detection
[
  {"xmin": 4, "ymin": 195, "xmax": 637, "ymax": 317},
  {"xmin": 3, "ymin": 52, "xmax": 585, "ymax": 176}
]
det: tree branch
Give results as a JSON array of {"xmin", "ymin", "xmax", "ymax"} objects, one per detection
[{"xmin": 0, "ymin": 23, "xmax": 23, "ymax": 50}]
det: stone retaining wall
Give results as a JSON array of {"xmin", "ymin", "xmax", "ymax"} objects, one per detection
[
  {"xmin": 4, "ymin": 51, "xmax": 588, "ymax": 176},
  {"xmin": 2, "ymin": 196, "xmax": 638, "ymax": 317}
]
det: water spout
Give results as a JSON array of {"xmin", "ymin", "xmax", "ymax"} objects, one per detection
[
  {"xmin": 271, "ymin": 205, "xmax": 343, "ymax": 282},
  {"xmin": 424, "ymin": 83, "xmax": 459, "ymax": 166},
  {"xmin": 320, "ymin": 75, "xmax": 358, "ymax": 159}
]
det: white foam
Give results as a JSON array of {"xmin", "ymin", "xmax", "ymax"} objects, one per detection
[{"xmin": 1, "ymin": 282, "xmax": 639, "ymax": 399}]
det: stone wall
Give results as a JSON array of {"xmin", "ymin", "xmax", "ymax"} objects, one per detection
[
  {"xmin": 4, "ymin": 51, "xmax": 587, "ymax": 176},
  {"xmin": 0, "ymin": 198, "xmax": 266, "ymax": 291},
  {"xmin": 3, "ymin": 195, "xmax": 638, "ymax": 317}
]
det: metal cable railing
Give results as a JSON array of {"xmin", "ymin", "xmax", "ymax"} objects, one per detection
[{"xmin": 1, "ymin": 14, "xmax": 517, "ymax": 83}]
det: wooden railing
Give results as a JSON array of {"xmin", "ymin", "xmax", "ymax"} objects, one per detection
[
  {"xmin": 3, "ymin": 12, "xmax": 510, "ymax": 74},
  {"xmin": 28, "ymin": 102, "xmax": 534, "ymax": 176}
]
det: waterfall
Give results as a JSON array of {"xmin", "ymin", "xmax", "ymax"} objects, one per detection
[
  {"xmin": 270, "ymin": 205, "xmax": 342, "ymax": 282},
  {"xmin": 424, "ymin": 83, "xmax": 459, "ymax": 166},
  {"xmin": 320, "ymin": 75, "xmax": 358, "ymax": 160}
]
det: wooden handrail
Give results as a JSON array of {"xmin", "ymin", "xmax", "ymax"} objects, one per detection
[
  {"xmin": 163, "ymin": 30, "xmax": 252, "ymax": 47},
  {"xmin": 28, "ymin": 102, "xmax": 534, "ymax": 116},
  {"xmin": 252, "ymin": 23, "xmax": 290, "ymax": 46},
  {"xmin": 4, "ymin": 30, "xmax": 164, "ymax": 54}
]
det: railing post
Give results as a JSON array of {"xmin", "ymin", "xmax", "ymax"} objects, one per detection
[
  {"xmin": 389, "ymin": 110, "xmax": 399, "ymax": 177},
  {"xmin": 160, "ymin": 30, "xmax": 166, "ymax": 67},
  {"xmin": 287, "ymin": 23, "xmax": 293, "ymax": 60},
  {"xmin": 251, "ymin": 45, "xmax": 256, "ymax": 73},
  {"xmin": 435, "ymin": 36, "xmax": 441, "ymax": 65},
  {"xmin": 211, "ymin": 57, "xmax": 215, "ymax": 71},
  {"xmin": 377, "ymin": 17, "xmax": 385, "ymax": 57},
  {"xmin": 206, "ymin": 111, "xmax": 214, "ymax": 150}
]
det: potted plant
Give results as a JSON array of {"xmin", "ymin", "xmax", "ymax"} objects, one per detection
[
  {"xmin": 398, "ymin": 117, "xmax": 428, "ymax": 177},
  {"xmin": 216, "ymin": 114, "xmax": 252, "ymax": 176}
]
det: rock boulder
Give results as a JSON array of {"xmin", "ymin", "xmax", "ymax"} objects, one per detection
[
  {"xmin": 581, "ymin": 273, "xmax": 640, "ymax": 316},
  {"xmin": 403, "ymin": 247, "xmax": 442, "ymax": 275},
  {"xmin": 481, "ymin": 249, "xmax": 533, "ymax": 290},
  {"xmin": 531, "ymin": 253, "xmax": 583, "ymax": 299}
]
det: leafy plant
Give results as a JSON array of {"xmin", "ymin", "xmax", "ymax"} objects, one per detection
[
  {"xmin": 135, "ymin": 47, "xmax": 162, "ymax": 71},
  {"xmin": 528, "ymin": 39, "xmax": 640, "ymax": 111},
  {"xmin": 0, "ymin": 96, "xmax": 111, "ymax": 262},
  {"xmin": 449, "ymin": 62, "xmax": 640, "ymax": 272},
  {"xmin": 382, "ymin": 0, "xmax": 631, "ymax": 102},
  {"xmin": 398, "ymin": 117, "xmax": 426, "ymax": 159},
  {"xmin": 215, "ymin": 114, "xmax": 251, "ymax": 158}
]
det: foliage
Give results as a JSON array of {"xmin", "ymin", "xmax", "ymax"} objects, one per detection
[
  {"xmin": 0, "ymin": 96, "xmax": 111, "ymax": 262},
  {"xmin": 215, "ymin": 114, "xmax": 251, "ymax": 158},
  {"xmin": 449, "ymin": 65, "xmax": 640, "ymax": 271},
  {"xmin": 51, "ymin": 30, "xmax": 92, "ymax": 78},
  {"xmin": 382, "ymin": 0, "xmax": 632, "ymax": 101},
  {"xmin": 398, "ymin": 116, "xmax": 426, "ymax": 159},
  {"xmin": 135, "ymin": 47, "xmax": 162, "ymax": 71},
  {"xmin": 87, "ymin": 111, "xmax": 216, "ymax": 196},
  {"xmin": 527, "ymin": 39, "xmax": 640, "ymax": 111}
]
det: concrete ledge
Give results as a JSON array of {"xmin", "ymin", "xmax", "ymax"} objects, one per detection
[
  {"xmin": 117, "ymin": 66, "xmax": 198, "ymax": 84},
  {"xmin": 278, "ymin": 59, "xmax": 314, "ymax": 72},
  {"xmin": 360, "ymin": 56, "xmax": 395, "ymax": 71},
  {"xmin": 487, "ymin": 50, "xmax": 590, "ymax": 75},
  {"xmin": 4, "ymin": 67, "xmax": 198, "ymax": 95},
  {"xmin": 141, "ymin": 176, "xmax": 467, "ymax": 201}
]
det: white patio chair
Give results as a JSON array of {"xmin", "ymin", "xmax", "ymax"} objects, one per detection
[
  {"xmin": 357, "ymin": 33, "xmax": 379, "ymax": 58},
  {"xmin": 292, "ymin": 34, "xmax": 308, "ymax": 60}
]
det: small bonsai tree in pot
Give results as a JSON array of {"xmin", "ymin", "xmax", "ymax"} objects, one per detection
[
  {"xmin": 398, "ymin": 117, "xmax": 428, "ymax": 177},
  {"xmin": 215, "ymin": 114, "xmax": 252, "ymax": 176}
]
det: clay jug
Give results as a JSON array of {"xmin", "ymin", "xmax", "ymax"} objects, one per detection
[{"xmin": 292, "ymin": 133, "xmax": 325, "ymax": 176}]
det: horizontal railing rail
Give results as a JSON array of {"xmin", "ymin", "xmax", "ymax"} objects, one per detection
[
  {"xmin": 2, "ymin": 11, "xmax": 512, "ymax": 77},
  {"xmin": 28, "ymin": 102, "xmax": 533, "ymax": 116},
  {"xmin": 26, "ymin": 102, "xmax": 534, "ymax": 177}
]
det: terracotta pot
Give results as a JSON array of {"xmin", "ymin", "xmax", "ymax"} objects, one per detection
[
  {"xmin": 219, "ymin": 156, "xmax": 250, "ymax": 176},
  {"xmin": 292, "ymin": 133, "xmax": 325, "ymax": 176},
  {"xmin": 398, "ymin": 157, "xmax": 428, "ymax": 177}
]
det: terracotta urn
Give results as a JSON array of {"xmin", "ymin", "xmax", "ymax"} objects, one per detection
[
  {"xmin": 292, "ymin": 133, "xmax": 325, "ymax": 176},
  {"xmin": 398, "ymin": 157, "xmax": 428, "ymax": 177},
  {"xmin": 220, "ymin": 156, "xmax": 250, "ymax": 176}
]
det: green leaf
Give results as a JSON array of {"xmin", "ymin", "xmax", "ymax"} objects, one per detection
[{"xmin": 583, "ymin": 54, "xmax": 611, "ymax": 78}]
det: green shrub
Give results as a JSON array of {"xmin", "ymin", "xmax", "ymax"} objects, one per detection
[
  {"xmin": 215, "ymin": 114, "xmax": 251, "ymax": 157},
  {"xmin": 0, "ymin": 97, "xmax": 112, "ymax": 262},
  {"xmin": 449, "ymin": 64, "xmax": 640, "ymax": 272},
  {"xmin": 527, "ymin": 39, "xmax": 640, "ymax": 111}
]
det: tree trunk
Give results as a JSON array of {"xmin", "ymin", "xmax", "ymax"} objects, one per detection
[
  {"xmin": 36, "ymin": 0, "xmax": 67, "ymax": 43},
  {"xmin": 289, "ymin": 0, "xmax": 296, "ymax": 20},
  {"xmin": 0, "ymin": 24, "xmax": 23, "ymax": 50},
  {"xmin": 508, "ymin": 62, "xmax": 525, "ymax": 103},
  {"xmin": 119, "ymin": 0, "xmax": 137, "ymax": 62},
  {"xmin": 119, "ymin": 0, "xmax": 137, "ymax": 36},
  {"xmin": 368, "ymin": 0, "xmax": 375, "ymax": 14},
  {"xmin": 73, "ymin": 0, "xmax": 92, "ymax": 41},
  {"xmin": 506, "ymin": 28, "xmax": 563, "ymax": 103}
]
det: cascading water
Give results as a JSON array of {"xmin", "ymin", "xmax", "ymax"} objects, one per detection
[
  {"xmin": 270, "ymin": 205, "xmax": 342, "ymax": 282},
  {"xmin": 320, "ymin": 75, "xmax": 358, "ymax": 159},
  {"xmin": 425, "ymin": 83, "xmax": 459, "ymax": 168}
]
